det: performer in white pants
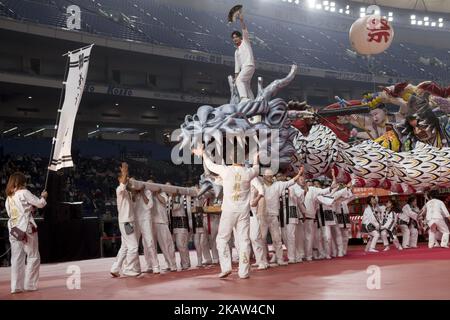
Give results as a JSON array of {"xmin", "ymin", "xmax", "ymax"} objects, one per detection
[
  {"xmin": 423, "ymin": 193, "xmax": 450, "ymax": 249},
  {"xmin": 5, "ymin": 172, "xmax": 47, "ymax": 294},
  {"xmin": 331, "ymin": 184, "xmax": 355, "ymax": 257},
  {"xmin": 281, "ymin": 178, "xmax": 306, "ymax": 263},
  {"xmin": 191, "ymin": 195, "xmax": 211, "ymax": 267},
  {"xmin": 110, "ymin": 163, "xmax": 141, "ymax": 277},
  {"xmin": 249, "ymin": 176, "xmax": 268, "ymax": 270},
  {"xmin": 260, "ymin": 169, "xmax": 302, "ymax": 266},
  {"xmin": 193, "ymin": 146, "xmax": 259, "ymax": 279},
  {"xmin": 380, "ymin": 199, "xmax": 403, "ymax": 251},
  {"xmin": 362, "ymin": 196, "xmax": 381, "ymax": 253},
  {"xmin": 131, "ymin": 186, "xmax": 160, "ymax": 273},
  {"xmin": 399, "ymin": 197, "xmax": 420, "ymax": 249},
  {"xmin": 232, "ymin": 13, "xmax": 255, "ymax": 102},
  {"xmin": 170, "ymin": 194, "xmax": 192, "ymax": 270},
  {"xmin": 151, "ymin": 191, "xmax": 177, "ymax": 271},
  {"xmin": 302, "ymin": 180, "xmax": 331, "ymax": 261},
  {"xmin": 203, "ymin": 197, "xmax": 221, "ymax": 264}
]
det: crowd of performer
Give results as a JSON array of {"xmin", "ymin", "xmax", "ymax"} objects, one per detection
[
  {"xmin": 106, "ymin": 151, "xmax": 449, "ymax": 280},
  {"xmin": 3, "ymin": 155, "xmax": 450, "ymax": 292}
]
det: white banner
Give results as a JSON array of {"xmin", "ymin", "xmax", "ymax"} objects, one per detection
[{"xmin": 49, "ymin": 44, "xmax": 93, "ymax": 171}]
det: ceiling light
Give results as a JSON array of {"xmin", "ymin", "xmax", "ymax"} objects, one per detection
[
  {"xmin": 3, "ymin": 127, "xmax": 18, "ymax": 134},
  {"xmin": 24, "ymin": 128, "xmax": 45, "ymax": 137}
]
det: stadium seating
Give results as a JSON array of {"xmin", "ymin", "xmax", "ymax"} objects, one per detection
[{"xmin": 0, "ymin": 0, "xmax": 449, "ymax": 81}]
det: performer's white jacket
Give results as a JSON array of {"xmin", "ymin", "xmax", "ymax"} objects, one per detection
[
  {"xmin": 263, "ymin": 179, "xmax": 297, "ymax": 216},
  {"xmin": 381, "ymin": 208, "xmax": 398, "ymax": 232},
  {"xmin": 304, "ymin": 186, "xmax": 331, "ymax": 219},
  {"xmin": 6, "ymin": 189, "xmax": 45, "ymax": 232},
  {"xmin": 331, "ymin": 188, "xmax": 354, "ymax": 220},
  {"xmin": 171, "ymin": 195, "xmax": 193, "ymax": 234},
  {"xmin": 287, "ymin": 184, "xmax": 305, "ymax": 223},
  {"xmin": 117, "ymin": 183, "xmax": 134, "ymax": 223},
  {"xmin": 399, "ymin": 204, "xmax": 418, "ymax": 224},
  {"xmin": 424, "ymin": 199, "xmax": 450, "ymax": 226},
  {"xmin": 203, "ymin": 155, "xmax": 259, "ymax": 214},
  {"xmin": 362, "ymin": 205, "xmax": 380, "ymax": 229},
  {"xmin": 234, "ymin": 28, "xmax": 255, "ymax": 74},
  {"xmin": 152, "ymin": 193, "xmax": 169, "ymax": 224},
  {"xmin": 132, "ymin": 190, "xmax": 153, "ymax": 221}
]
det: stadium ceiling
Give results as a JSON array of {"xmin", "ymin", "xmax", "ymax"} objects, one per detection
[{"xmin": 351, "ymin": 0, "xmax": 450, "ymax": 14}]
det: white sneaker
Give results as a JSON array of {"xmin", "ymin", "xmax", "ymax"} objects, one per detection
[
  {"xmin": 397, "ymin": 246, "xmax": 403, "ymax": 251},
  {"xmin": 441, "ymin": 245, "xmax": 449, "ymax": 248},
  {"xmin": 251, "ymin": 263, "xmax": 259, "ymax": 268},
  {"xmin": 306, "ymin": 257, "xmax": 313, "ymax": 262},
  {"xmin": 257, "ymin": 264, "xmax": 268, "ymax": 270},
  {"xmin": 239, "ymin": 274, "xmax": 250, "ymax": 279},
  {"xmin": 368, "ymin": 249, "xmax": 379, "ymax": 253},
  {"xmin": 288, "ymin": 260, "xmax": 297, "ymax": 264},
  {"xmin": 383, "ymin": 246, "xmax": 390, "ymax": 252},
  {"xmin": 196, "ymin": 264, "xmax": 203, "ymax": 268},
  {"xmin": 11, "ymin": 289, "xmax": 23, "ymax": 294},
  {"xmin": 218, "ymin": 270, "xmax": 232, "ymax": 279},
  {"xmin": 123, "ymin": 271, "xmax": 141, "ymax": 277},
  {"xmin": 153, "ymin": 268, "xmax": 160, "ymax": 274},
  {"xmin": 277, "ymin": 260, "xmax": 288, "ymax": 266}
]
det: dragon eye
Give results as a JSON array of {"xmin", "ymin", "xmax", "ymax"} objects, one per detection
[
  {"xmin": 193, "ymin": 115, "xmax": 199, "ymax": 121},
  {"xmin": 207, "ymin": 113, "xmax": 215, "ymax": 120}
]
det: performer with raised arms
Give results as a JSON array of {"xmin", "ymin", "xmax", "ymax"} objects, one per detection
[
  {"xmin": 192, "ymin": 144, "xmax": 259, "ymax": 279},
  {"xmin": 232, "ymin": 12, "xmax": 255, "ymax": 102}
]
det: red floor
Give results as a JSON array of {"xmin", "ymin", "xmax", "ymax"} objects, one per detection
[{"xmin": 1, "ymin": 244, "xmax": 450, "ymax": 300}]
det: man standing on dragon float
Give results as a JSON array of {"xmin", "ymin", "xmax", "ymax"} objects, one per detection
[
  {"xmin": 193, "ymin": 144, "xmax": 259, "ymax": 279},
  {"xmin": 231, "ymin": 12, "xmax": 255, "ymax": 102}
]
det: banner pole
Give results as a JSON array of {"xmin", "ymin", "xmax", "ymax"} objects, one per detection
[{"xmin": 44, "ymin": 53, "xmax": 71, "ymax": 190}]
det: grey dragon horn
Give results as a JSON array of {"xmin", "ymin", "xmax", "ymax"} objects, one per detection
[{"xmin": 258, "ymin": 64, "xmax": 298, "ymax": 102}]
